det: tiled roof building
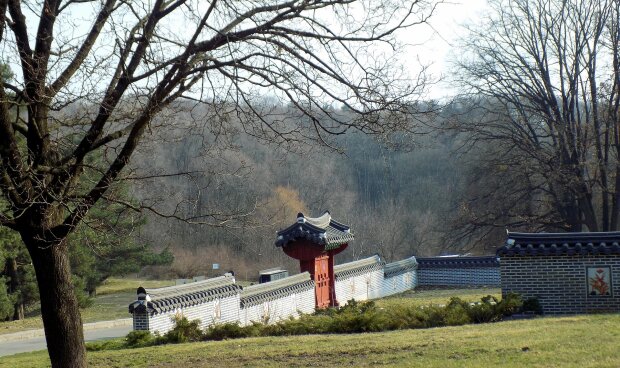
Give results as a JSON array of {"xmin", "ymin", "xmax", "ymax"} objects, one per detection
[
  {"xmin": 275, "ymin": 211, "xmax": 354, "ymax": 250},
  {"xmin": 499, "ymin": 231, "xmax": 620, "ymax": 314},
  {"xmin": 275, "ymin": 211, "xmax": 353, "ymax": 308}
]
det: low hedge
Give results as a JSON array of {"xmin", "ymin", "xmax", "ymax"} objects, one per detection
[{"xmin": 97, "ymin": 293, "xmax": 523, "ymax": 350}]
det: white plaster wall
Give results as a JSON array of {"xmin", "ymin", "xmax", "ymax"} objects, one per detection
[
  {"xmin": 148, "ymin": 312, "xmax": 176, "ymax": 335},
  {"xmin": 380, "ymin": 270, "xmax": 417, "ymax": 298},
  {"xmin": 239, "ymin": 288, "xmax": 314, "ymax": 325},
  {"xmin": 367, "ymin": 269, "xmax": 388, "ymax": 300},
  {"xmin": 335, "ymin": 269, "xmax": 384, "ymax": 304},
  {"xmin": 220, "ymin": 294, "xmax": 242, "ymax": 324},
  {"xmin": 147, "ymin": 294, "xmax": 240, "ymax": 334},
  {"xmin": 240, "ymin": 287, "xmax": 315, "ymax": 326}
]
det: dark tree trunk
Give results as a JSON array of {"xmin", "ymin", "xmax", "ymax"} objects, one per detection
[
  {"xmin": 5, "ymin": 257, "xmax": 17, "ymax": 293},
  {"xmin": 13, "ymin": 302, "xmax": 24, "ymax": 321},
  {"xmin": 578, "ymin": 195, "xmax": 599, "ymax": 232},
  {"xmin": 26, "ymin": 238, "xmax": 87, "ymax": 368},
  {"xmin": 611, "ymin": 163, "xmax": 620, "ymax": 230},
  {"xmin": 5, "ymin": 257, "xmax": 23, "ymax": 320}
]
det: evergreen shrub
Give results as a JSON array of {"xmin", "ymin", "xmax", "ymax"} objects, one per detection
[
  {"xmin": 119, "ymin": 293, "xmax": 525, "ymax": 349},
  {"xmin": 163, "ymin": 316, "xmax": 202, "ymax": 343}
]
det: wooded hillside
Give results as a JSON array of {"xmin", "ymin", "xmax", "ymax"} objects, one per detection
[{"xmin": 128, "ymin": 103, "xmax": 492, "ymax": 279}]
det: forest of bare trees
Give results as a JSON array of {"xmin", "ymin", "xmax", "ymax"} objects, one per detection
[
  {"xmin": 130, "ymin": 108, "xmax": 466, "ymax": 280},
  {"xmin": 453, "ymin": 0, "xmax": 620, "ymax": 238}
]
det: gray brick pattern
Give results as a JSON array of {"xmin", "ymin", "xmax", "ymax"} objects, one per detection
[
  {"xmin": 417, "ymin": 267, "xmax": 500, "ymax": 287},
  {"xmin": 501, "ymin": 255, "xmax": 620, "ymax": 314},
  {"xmin": 132, "ymin": 312, "xmax": 149, "ymax": 331}
]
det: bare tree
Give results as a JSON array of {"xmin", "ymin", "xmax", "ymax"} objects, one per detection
[
  {"xmin": 453, "ymin": 0, "xmax": 620, "ymax": 234},
  {"xmin": 0, "ymin": 0, "xmax": 437, "ymax": 366}
]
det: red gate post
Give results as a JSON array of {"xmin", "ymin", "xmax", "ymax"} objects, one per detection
[{"xmin": 275, "ymin": 211, "xmax": 353, "ymax": 308}]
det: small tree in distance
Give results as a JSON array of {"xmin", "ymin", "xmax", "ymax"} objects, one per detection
[{"xmin": 0, "ymin": 1, "xmax": 437, "ymax": 366}]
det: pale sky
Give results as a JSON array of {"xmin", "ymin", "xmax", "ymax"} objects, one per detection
[
  {"xmin": 1, "ymin": 1, "xmax": 487, "ymax": 102},
  {"xmin": 400, "ymin": 0, "xmax": 488, "ymax": 99}
]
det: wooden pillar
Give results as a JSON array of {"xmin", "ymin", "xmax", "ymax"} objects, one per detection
[{"xmin": 328, "ymin": 250, "xmax": 338, "ymax": 307}]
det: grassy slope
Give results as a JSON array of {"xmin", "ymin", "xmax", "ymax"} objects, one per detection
[
  {"xmin": 375, "ymin": 288, "xmax": 502, "ymax": 308},
  {"xmin": 0, "ymin": 278, "xmax": 174, "ymax": 335},
  {"xmin": 3, "ymin": 314, "xmax": 619, "ymax": 368}
]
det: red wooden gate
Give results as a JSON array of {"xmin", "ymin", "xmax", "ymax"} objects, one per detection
[
  {"xmin": 276, "ymin": 212, "xmax": 353, "ymax": 309},
  {"xmin": 314, "ymin": 255, "xmax": 330, "ymax": 308}
]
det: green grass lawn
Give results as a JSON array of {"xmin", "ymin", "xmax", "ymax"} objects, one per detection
[
  {"xmin": 3, "ymin": 313, "xmax": 619, "ymax": 367},
  {"xmin": 0, "ymin": 278, "xmax": 174, "ymax": 335},
  {"xmin": 95, "ymin": 277, "xmax": 175, "ymax": 295},
  {"xmin": 375, "ymin": 287, "xmax": 501, "ymax": 309}
]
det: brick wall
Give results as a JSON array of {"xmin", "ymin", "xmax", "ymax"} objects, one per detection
[
  {"xmin": 417, "ymin": 267, "xmax": 500, "ymax": 286},
  {"xmin": 416, "ymin": 257, "xmax": 500, "ymax": 287},
  {"xmin": 501, "ymin": 255, "xmax": 620, "ymax": 314},
  {"xmin": 133, "ymin": 312, "xmax": 149, "ymax": 331}
]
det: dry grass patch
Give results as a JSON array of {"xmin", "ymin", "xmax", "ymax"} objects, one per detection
[
  {"xmin": 0, "ymin": 278, "xmax": 173, "ymax": 335},
  {"xmin": 96, "ymin": 278, "xmax": 175, "ymax": 295}
]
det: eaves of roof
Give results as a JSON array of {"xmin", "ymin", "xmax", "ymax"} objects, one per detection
[
  {"xmin": 240, "ymin": 272, "xmax": 314, "ymax": 308},
  {"xmin": 498, "ymin": 231, "xmax": 620, "ymax": 257},
  {"xmin": 275, "ymin": 212, "xmax": 354, "ymax": 249},
  {"xmin": 128, "ymin": 275, "xmax": 241, "ymax": 315},
  {"xmin": 416, "ymin": 256, "xmax": 499, "ymax": 269},
  {"xmin": 384, "ymin": 256, "xmax": 418, "ymax": 277},
  {"xmin": 334, "ymin": 255, "xmax": 384, "ymax": 280}
]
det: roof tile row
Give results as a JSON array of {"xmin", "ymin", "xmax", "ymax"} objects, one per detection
[
  {"xmin": 384, "ymin": 256, "xmax": 418, "ymax": 277},
  {"xmin": 275, "ymin": 212, "xmax": 354, "ymax": 249},
  {"xmin": 499, "ymin": 231, "xmax": 620, "ymax": 257},
  {"xmin": 416, "ymin": 256, "xmax": 499, "ymax": 269},
  {"xmin": 240, "ymin": 272, "xmax": 314, "ymax": 308},
  {"xmin": 334, "ymin": 255, "xmax": 384, "ymax": 280},
  {"xmin": 129, "ymin": 275, "xmax": 240, "ymax": 314}
]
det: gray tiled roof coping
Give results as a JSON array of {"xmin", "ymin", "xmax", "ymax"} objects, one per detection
[
  {"xmin": 241, "ymin": 272, "xmax": 312, "ymax": 299},
  {"xmin": 240, "ymin": 272, "xmax": 314, "ymax": 307},
  {"xmin": 275, "ymin": 211, "xmax": 354, "ymax": 249},
  {"xmin": 147, "ymin": 275, "xmax": 236, "ymax": 300},
  {"xmin": 384, "ymin": 256, "xmax": 418, "ymax": 277},
  {"xmin": 129, "ymin": 275, "xmax": 241, "ymax": 315},
  {"xmin": 334, "ymin": 255, "xmax": 384, "ymax": 280},
  {"xmin": 499, "ymin": 231, "xmax": 620, "ymax": 257},
  {"xmin": 416, "ymin": 256, "xmax": 499, "ymax": 269}
]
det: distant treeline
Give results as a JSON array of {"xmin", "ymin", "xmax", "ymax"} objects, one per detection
[{"xmin": 129, "ymin": 102, "xmax": 500, "ymax": 279}]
